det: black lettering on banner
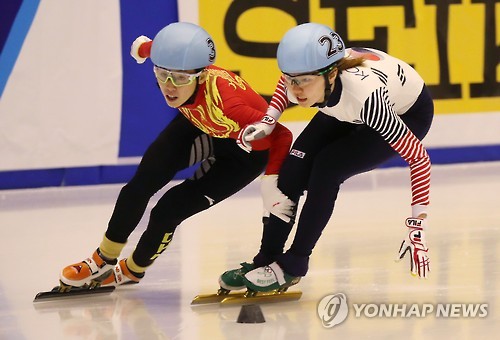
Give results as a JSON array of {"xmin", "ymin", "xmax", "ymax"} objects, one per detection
[
  {"xmin": 425, "ymin": 0, "xmax": 462, "ymax": 99},
  {"xmin": 469, "ymin": 0, "xmax": 500, "ymax": 97},
  {"xmin": 221, "ymin": 0, "xmax": 498, "ymax": 102},
  {"xmin": 319, "ymin": 0, "xmax": 416, "ymax": 52},
  {"xmin": 224, "ymin": 0, "xmax": 309, "ymax": 57}
]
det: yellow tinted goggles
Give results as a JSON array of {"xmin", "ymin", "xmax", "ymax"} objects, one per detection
[{"xmin": 153, "ymin": 66, "xmax": 203, "ymax": 86}]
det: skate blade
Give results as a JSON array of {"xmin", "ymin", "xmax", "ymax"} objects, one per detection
[
  {"xmin": 220, "ymin": 290, "xmax": 302, "ymax": 305},
  {"xmin": 191, "ymin": 292, "xmax": 247, "ymax": 305},
  {"xmin": 33, "ymin": 286, "xmax": 115, "ymax": 302}
]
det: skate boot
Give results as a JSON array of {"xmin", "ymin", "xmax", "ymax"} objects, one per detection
[
  {"xmin": 218, "ymin": 262, "xmax": 254, "ymax": 291},
  {"xmin": 243, "ymin": 262, "xmax": 300, "ymax": 292},
  {"xmin": 60, "ymin": 249, "xmax": 117, "ymax": 288},
  {"xmin": 100, "ymin": 258, "xmax": 143, "ymax": 287}
]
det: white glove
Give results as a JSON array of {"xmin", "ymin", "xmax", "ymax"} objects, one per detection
[
  {"xmin": 236, "ymin": 125, "xmax": 253, "ymax": 153},
  {"xmin": 130, "ymin": 35, "xmax": 152, "ymax": 64},
  {"xmin": 396, "ymin": 217, "xmax": 430, "ymax": 278},
  {"xmin": 261, "ymin": 175, "xmax": 295, "ymax": 223},
  {"xmin": 243, "ymin": 115, "xmax": 277, "ymax": 142}
]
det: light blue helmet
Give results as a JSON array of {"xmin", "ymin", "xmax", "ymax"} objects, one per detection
[
  {"xmin": 151, "ymin": 22, "xmax": 216, "ymax": 70},
  {"xmin": 277, "ymin": 23, "xmax": 345, "ymax": 74}
]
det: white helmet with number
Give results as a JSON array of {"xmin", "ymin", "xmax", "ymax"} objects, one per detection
[
  {"xmin": 151, "ymin": 22, "xmax": 216, "ymax": 70},
  {"xmin": 277, "ymin": 23, "xmax": 345, "ymax": 74}
]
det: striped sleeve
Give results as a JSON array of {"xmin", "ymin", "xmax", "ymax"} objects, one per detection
[
  {"xmin": 269, "ymin": 76, "xmax": 289, "ymax": 113},
  {"xmin": 360, "ymin": 88, "xmax": 431, "ymax": 211}
]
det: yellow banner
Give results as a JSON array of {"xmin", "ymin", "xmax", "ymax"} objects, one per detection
[{"xmin": 199, "ymin": 0, "xmax": 499, "ymax": 120}]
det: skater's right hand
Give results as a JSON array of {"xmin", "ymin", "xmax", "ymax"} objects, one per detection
[
  {"xmin": 261, "ymin": 175, "xmax": 295, "ymax": 223},
  {"xmin": 396, "ymin": 217, "xmax": 430, "ymax": 278},
  {"xmin": 130, "ymin": 35, "xmax": 152, "ymax": 64}
]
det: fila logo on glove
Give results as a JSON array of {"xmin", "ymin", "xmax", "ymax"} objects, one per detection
[
  {"xmin": 261, "ymin": 115, "xmax": 276, "ymax": 125},
  {"xmin": 407, "ymin": 219, "xmax": 422, "ymax": 227}
]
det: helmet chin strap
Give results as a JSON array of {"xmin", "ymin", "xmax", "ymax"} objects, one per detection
[
  {"xmin": 184, "ymin": 68, "xmax": 206, "ymax": 105},
  {"xmin": 183, "ymin": 81, "xmax": 200, "ymax": 106},
  {"xmin": 317, "ymin": 73, "xmax": 333, "ymax": 107}
]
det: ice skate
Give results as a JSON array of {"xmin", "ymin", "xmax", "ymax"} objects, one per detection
[
  {"xmin": 243, "ymin": 262, "xmax": 301, "ymax": 292},
  {"xmin": 34, "ymin": 255, "xmax": 142, "ymax": 302},
  {"xmin": 33, "ymin": 284, "xmax": 116, "ymax": 302},
  {"xmin": 192, "ymin": 262, "xmax": 302, "ymax": 305},
  {"xmin": 99, "ymin": 258, "xmax": 143, "ymax": 287},
  {"xmin": 218, "ymin": 262, "xmax": 254, "ymax": 291},
  {"xmin": 34, "ymin": 249, "xmax": 118, "ymax": 302},
  {"xmin": 60, "ymin": 249, "xmax": 117, "ymax": 288},
  {"xmin": 191, "ymin": 262, "xmax": 254, "ymax": 305}
]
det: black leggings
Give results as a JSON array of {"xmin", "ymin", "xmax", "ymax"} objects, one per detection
[
  {"xmin": 255, "ymin": 86, "xmax": 434, "ymax": 276},
  {"xmin": 105, "ymin": 114, "xmax": 268, "ymax": 267}
]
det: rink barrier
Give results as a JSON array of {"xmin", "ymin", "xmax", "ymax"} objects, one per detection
[{"xmin": 0, "ymin": 145, "xmax": 499, "ymax": 190}]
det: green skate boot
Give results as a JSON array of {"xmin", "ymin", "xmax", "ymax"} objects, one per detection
[
  {"xmin": 243, "ymin": 262, "xmax": 300, "ymax": 292},
  {"xmin": 218, "ymin": 262, "xmax": 254, "ymax": 291}
]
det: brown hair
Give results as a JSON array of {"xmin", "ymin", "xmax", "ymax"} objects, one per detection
[{"xmin": 336, "ymin": 56, "xmax": 366, "ymax": 72}]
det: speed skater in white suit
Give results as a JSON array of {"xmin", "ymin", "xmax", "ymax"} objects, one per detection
[{"xmin": 219, "ymin": 23, "xmax": 433, "ymax": 293}]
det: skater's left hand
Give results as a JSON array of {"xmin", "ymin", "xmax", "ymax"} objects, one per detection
[
  {"xmin": 396, "ymin": 217, "xmax": 430, "ymax": 278},
  {"xmin": 236, "ymin": 124, "xmax": 254, "ymax": 153},
  {"xmin": 261, "ymin": 175, "xmax": 295, "ymax": 223},
  {"xmin": 242, "ymin": 115, "xmax": 277, "ymax": 142},
  {"xmin": 237, "ymin": 115, "xmax": 277, "ymax": 153}
]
